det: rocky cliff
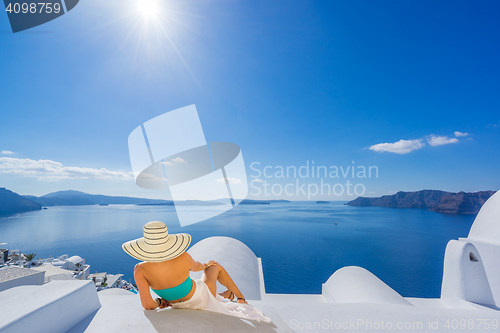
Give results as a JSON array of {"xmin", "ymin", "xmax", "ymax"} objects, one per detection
[{"xmin": 346, "ymin": 190, "xmax": 495, "ymax": 214}]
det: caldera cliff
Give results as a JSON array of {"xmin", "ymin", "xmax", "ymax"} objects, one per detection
[{"xmin": 346, "ymin": 190, "xmax": 495, "ymax": 214}]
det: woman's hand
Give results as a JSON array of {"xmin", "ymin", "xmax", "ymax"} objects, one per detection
[
  {"xmin": 204, "ymin": 260, "xmax": 217, "ymax": 269},
  {"xmin": 158, "ymin": 298, "xmax": 171, "ymax": 309}
]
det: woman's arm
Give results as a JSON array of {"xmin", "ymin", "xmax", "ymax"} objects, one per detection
[{"xmin": 134, "ymin": 264, "xmax": 161, "ymax": 310}]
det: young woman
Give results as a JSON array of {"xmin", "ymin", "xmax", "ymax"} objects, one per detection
[{"xmin": 122, "ymin": 221, "xmax": 269, "ymax": 322}]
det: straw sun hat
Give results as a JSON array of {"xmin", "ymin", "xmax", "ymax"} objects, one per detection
[{"xmin": 122, "ymin": 221, "xmax": 191, "ymax": 262}]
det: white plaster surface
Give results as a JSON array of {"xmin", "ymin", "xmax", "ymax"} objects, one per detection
[
  {"xmin": 463, "ymin": 239, "xmax": 500, "ymax": 307},
  {"xmin": 0, "ymin": 266, "xmax": 44, "ymax": 292},
  {"xmin": 441, "ymin": 240, "xmax": 495, "ymax": 309},
  {"xmin": 85, "ymin": 289, "xmax": 291, "ymax": 333},
  {"xmin": 322, "ymin": 266, "xmax": 412, "ymax": 305},
  {"xmin": 265, "ymin": 299, "xmax": 500, "ymax": 332},
  {"xmin": 32, "ymin": 264, "xmax": 75, "ymax": 283},
  {"xmin": 468, "ymin": 190, "xmax": 500, "ymax": 245},
  {"xmin": 0, "ymin": 280, "xmax": 100, "ymax": 333},
  {"xmin": 83, "ymin": 230, "xmax": 500, "ymax": 333},
  {"xmin": 84, "ymin": 267, "xmax": 500, "ymax": 333}
]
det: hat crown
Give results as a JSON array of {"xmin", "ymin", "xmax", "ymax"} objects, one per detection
[
  {"xmin": 122, "ymin": 221, "xmax": 191, "ymax": 262},
  {"xmin": 143, "ymin": 221, "xmax": 169, "ymax": 245}
]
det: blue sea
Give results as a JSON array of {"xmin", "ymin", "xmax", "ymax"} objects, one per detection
[{"xmin": 0, "ymin": 202, "xmax": 475, "ymax": 298}]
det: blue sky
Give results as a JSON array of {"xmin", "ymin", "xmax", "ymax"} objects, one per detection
[{"xmin": 1, "ymin": 0, "xmax": 499, "ymax": 200}]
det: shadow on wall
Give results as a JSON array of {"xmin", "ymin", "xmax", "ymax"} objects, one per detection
[{"xmin": 144, "ymin": 308, "xmax": 279, "ymax": 332}]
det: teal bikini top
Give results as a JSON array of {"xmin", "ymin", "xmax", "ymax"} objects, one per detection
[{"xmin": 152, "ymin": 276, "xmax": 193, "ymax": 301}]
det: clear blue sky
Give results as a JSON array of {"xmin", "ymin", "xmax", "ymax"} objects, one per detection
[{"xmin": 1, "ymin": 0, "xmax": 499, "ymax": 200}]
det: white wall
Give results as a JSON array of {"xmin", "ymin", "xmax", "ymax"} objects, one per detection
[
  {"xmin": 0, "ymin": 280, "xmax": 101, "ymax": 333},
  {"xmin": 0, "ymin": 269, "xmax": 44, "ymax": 292},
  {"xmin": 441, "ymin": 240, "xmax": 495, "ymax": 308}
]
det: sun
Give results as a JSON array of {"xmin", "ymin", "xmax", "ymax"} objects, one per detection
[
  {"xmin": 137, "ymin": 0, "xmax": 160, "ymax": 18},
  {"xmin": 124, "ymin": 0, "xmax": 202, "ymax": 88}
]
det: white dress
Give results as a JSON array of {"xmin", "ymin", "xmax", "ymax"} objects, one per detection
[{"xmin": 170, "ymin": 279, "xmax": 271, "ymax": 322}]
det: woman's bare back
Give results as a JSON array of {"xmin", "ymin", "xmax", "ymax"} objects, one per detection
[{"xmin": 137, "ymin": 252, "xmax": 191, "ymax": 290}]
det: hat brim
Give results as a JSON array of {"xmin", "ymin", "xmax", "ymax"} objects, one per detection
[{"xmin": 122, "ymin": 233, "xmax": 191, "ymax": 262}]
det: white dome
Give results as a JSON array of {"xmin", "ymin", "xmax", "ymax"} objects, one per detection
[
  {"xmin": 67, "ymin": 256, "xmax": 83, "ymax": 264},
  {"xmin": 468, "ymin": 190, "xmax": 500, "ymax": 244},
  {"xmin": 188, "ymin": 236, "xmax": 261, "ymax": 300}
]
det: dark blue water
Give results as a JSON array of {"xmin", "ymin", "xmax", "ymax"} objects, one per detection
[{"xmin": 0, "ymin": 202, "xmax": 475, "ymax": 298}]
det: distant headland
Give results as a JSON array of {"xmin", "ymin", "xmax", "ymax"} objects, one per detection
[
  {"xmin": 0, "ymin": 188, "xmax": 291, "ymax": 217},
  {"xmin": 24, "ymin": 190, "xmax": 172, "ymax": 207},
  {"xmin": 346, "ymin": 190, "xmax": 495, "ymax": 214},
  {"xmin": 0, "ymin": 188, "xmax": 42, "ymax": 217},
  {"xmin": 240, "ymin": 199, "xmax": 290, "ymax": 205}
]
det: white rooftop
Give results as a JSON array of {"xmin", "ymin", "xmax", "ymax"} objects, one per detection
[
  {"xmin": 105, "ymin": 274, "xmax": 123, "ymax": 287},
  {"xmin": 32, "ymin": 264, "xmax": 74, "ymax": 278},
  {"xmin": 0, "ymin": 266, "xmax": 40, "ymax": 283},
  {"xmin": 67, "ymin": 256, "xmax": 84, "ymax": 264},
  {"xmin": 83, "ymin": 232, "xmax": 500, "ymax": 332},
  {"xmin": 88, "ymin": 273, "xmax": 107, "ymax": 279}
]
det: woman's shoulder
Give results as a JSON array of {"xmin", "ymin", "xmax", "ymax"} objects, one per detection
[
  {"xmin": 178, "ymin": 252, "xmax": 192, "ymax": 260},
  {"xmin": 175, "ymin": 252, "xmax": 193, "ymax": 266},
  {"xmin": 134, "ymin": 262, "xmax": 148, "ymax": 272},
  {"xmin": 134, "ymin": 262, "xmax": 157, "ymax": 278},
  {"xmin": 170, "ymin": 253, "xmax": 192, "ymax": 268}
]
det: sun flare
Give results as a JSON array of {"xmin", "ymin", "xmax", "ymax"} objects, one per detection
[{"xmin": 137, "ymin": 0, "xmax": 160, "ymax": 18}]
